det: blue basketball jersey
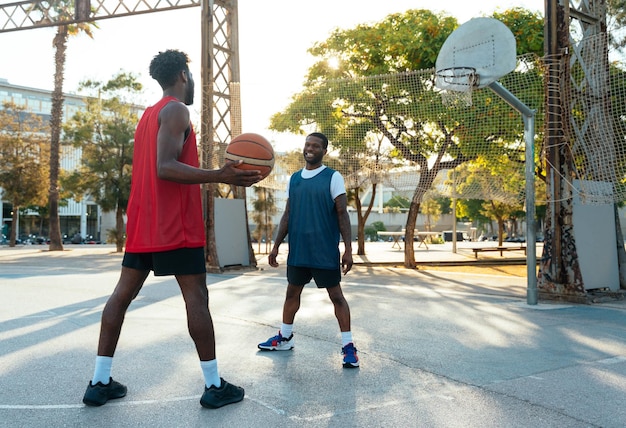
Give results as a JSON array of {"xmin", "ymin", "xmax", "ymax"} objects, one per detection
[{"xmin": 287, "ymin": 167, "xmax": 341, "ymax": 269}]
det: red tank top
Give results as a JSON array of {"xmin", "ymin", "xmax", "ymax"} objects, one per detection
[{"xmin": 125, "ymin": 96, "xmax": 205, "ymax": 252}]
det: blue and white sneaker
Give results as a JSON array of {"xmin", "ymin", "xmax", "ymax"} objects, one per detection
[
  {"xmin": 342, "ymin": 343, "xmax": 359, "ymax": 368},
  {"xmin": 258, "ymin": 331, "xmax": 294, "ymax": 351}
]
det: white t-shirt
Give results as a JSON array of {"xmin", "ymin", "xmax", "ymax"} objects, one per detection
[{"xmin": 286, "ymin": 165, "xmax": 346, "ymax": 200}]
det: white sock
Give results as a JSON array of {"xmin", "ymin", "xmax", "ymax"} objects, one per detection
[
  {"xmin": 200, "ymin": 359, "xmax": 221, "ymax": 389},
  {"xmin": 280, "ymin": 323, "xmax": 293, "ymax": 338},
  {"xmin": 92, "ymin": 356, "xmax": 113, "ymax": 385},
  {"xmin": 341, "ymin": 331, "xmax": 353, "ymax": 347}
]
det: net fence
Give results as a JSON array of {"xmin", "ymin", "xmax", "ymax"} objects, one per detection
[{"xmin": 247, "ymin": 42, "xmax": 626, "ymax": 209}]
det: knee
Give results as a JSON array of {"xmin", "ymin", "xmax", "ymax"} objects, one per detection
[
  {"xmin": 285, "ymin": 292, "xmax": 300, "ymax": 305},
  {"xmin": 285, "ymin": 286, "xmax": 301, "ymax": 302},
  {"xmin": 186, "ymin": 293, "xmax": 209, "ymax": 313},
  {"xmin": 337, "ymin": 298, "xmax": 349, "ymax": 310},
  {"xmin": 328, "ymin": 291, "xmax": 348, "ymax": 307},
  {"xmin": 104, "ymin": 291, "xmax": 132, "ymax": 313}
]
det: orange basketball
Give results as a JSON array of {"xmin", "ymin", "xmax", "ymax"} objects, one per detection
[{"xmin": 225, "ymin": 133, "xmax": 275, "ymax": 179}]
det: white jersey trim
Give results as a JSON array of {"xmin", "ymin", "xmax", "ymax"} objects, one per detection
[{"xmin": 287, "ymin": 165, "xmax": 346, "ymax": 200}]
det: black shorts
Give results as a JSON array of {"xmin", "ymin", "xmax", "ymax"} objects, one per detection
[
  {"xmin": 122, "ymin": 247, "xmax": 206, "ymax": 276},
  {"xmin": 287, "ymin": 265, "xmax": 341, "ymax": 288}
]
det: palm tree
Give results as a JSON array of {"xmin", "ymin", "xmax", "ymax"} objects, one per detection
[{"xmin": 36, "ymin": 1, "xmax": 97, "ymax": 250}]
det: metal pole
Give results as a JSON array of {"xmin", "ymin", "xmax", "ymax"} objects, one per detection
[
  {"xmin": 452, "ymin": 169, "xmax": 457, "ymax": 253},
  {"xmin": 488, "ymin": 81, "xmax": 537, "ymax": 304},
  {"xmin": 524, "ymin": 114, "xmax": 537, "ymax": 305}
]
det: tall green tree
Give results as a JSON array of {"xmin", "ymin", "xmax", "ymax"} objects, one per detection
[
  {"xmin": 270, "ymin": 8, "xmax": 544, "ymax": 267},
  {"xmin": 0, "ymin": 102, "xmax": 49, "ymax": 246},
  {"xmin": 456, "ymin": 198, "xmax": 493, "ymax": 235},
  {"xmin": 62, "ymin": 72, "xmax": 140, "ymax": 252},
  {"xmin": 607, "ymin": 0, "xmax": 626, "ymax": 49},
  {"xmin": 32, "ymin": 0, "xmax": 97, "ymax": 251},
  {"xmin": 384, "ymin": 195, "xmax": 410, "ymax": 212},
  {"xmin": 453, "ymin": 156, "xmax": 525, "ymax": 245},
  {"xmin": 420, "ymin": 196, "xmax": 442, "ymax": 232}
]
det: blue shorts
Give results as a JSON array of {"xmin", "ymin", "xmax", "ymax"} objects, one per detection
[
  {"xmin": 122, "ymin": 247, "xmax": 206, "ymax": 276},
  {"xmin": 287, "ymin": 265, "xmax": 341, "ymax": 288}
]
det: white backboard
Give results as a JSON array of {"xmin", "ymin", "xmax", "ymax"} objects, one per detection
[{"xmin": 436, "ymin": 17, "xmax": 517, "ymax": 91}]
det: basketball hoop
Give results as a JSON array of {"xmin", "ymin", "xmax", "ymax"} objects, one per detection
[
  {"xmin": 435, "ymin": 67, "xmax": 478, "ymax": 107},
  {"xmin": 434, "ymin": 17, "xmax": 517, "ymax": 106}
]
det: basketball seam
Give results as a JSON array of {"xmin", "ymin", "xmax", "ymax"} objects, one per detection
[{"xmin": 224, "ymin": 153, "xmax": 275, "ymax": 167}]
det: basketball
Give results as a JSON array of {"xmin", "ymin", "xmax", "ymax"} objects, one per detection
[{"xmin": 225, "ymin": 133, "xmax": 275, "ymax": 179}]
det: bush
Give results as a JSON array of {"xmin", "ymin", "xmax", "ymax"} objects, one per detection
[
  {"xmin": 364, "ymin": 221, "xmax": 386, "ymax": 241},
  {"xmin": 106, "ymin": 228, "xmax": 125, "ymax": 247},
  {"xmin": 429, "ymin": 236, "xmax": 444, "ymax": 244}
]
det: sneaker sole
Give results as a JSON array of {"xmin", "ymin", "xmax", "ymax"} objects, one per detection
[
  {"xmin": 83, "ymin": 397, "xmax": 116, "ymax": 406},
  {"xmin": 200, "ymin": 393, "xmax": 244, "ymax": 409},
  {"xmin": 82, "ymin": 391, "xmax": 127, "ymax": 406},
  {"xmin": 343, "ymin": 362, "xmax": 360, "ymax": 368},
  {"xmin": 82, "ymin": 383, "xmax": 127, "ymax": 407},
  {"xmin": 257, "ymin": 345, "xmax": 294, "ymax": 351}
]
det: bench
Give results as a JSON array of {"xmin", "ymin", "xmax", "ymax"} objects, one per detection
[
  {"xmin": 472, "ymin": 246, "xmax": 526, "ymax": 258},
  {"xmin": 376, "ymin": 231, "xmax": 404, "ymax": 249},
  {"xmin": 377, "ymin": 230, "xmax": 441, "ymax": 250}
]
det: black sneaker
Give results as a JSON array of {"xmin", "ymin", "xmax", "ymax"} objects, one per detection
[
  {"xmin": 200, "ymin": 378, "xmax": 245, "ymax": 409},
  {"xmin": 82, "ymin": 377, "xmax": 127, "ymax": 406}
]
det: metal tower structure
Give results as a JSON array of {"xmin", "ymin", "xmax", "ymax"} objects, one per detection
[
  {"xmin": 541, "ymin": 0, "xmax": 618, "ymax": 298},
  {"xmin": 0, "ymin": 0, "xmax": 244, "ymax": 269}
]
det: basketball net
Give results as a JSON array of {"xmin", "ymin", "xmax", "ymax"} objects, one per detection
[{"xmin": 435, "ymin": 67, "xmax": 478, "ymax": 107}]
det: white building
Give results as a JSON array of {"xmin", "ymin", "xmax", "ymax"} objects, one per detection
[{"xmin": 0, "ymin": 78, "xmax": 135, "ymax": 242}]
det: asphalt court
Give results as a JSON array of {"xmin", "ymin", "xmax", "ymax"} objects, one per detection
[{"xmin": 2, "ymin": 244, "xmax": 626, "ymax": 427}]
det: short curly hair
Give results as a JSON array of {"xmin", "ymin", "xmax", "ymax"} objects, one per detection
[
  {"xmin": 149, "ymin": 49, "xmax": 190, "ymax": 89},
  {"xmin": 307, "ymin": 132, "xmax": 329, "ymax": 149}
]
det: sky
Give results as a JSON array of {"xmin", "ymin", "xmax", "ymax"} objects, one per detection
[{"xmin": 0, "ymin": 0, "xmax": 542, "ymax": 151}]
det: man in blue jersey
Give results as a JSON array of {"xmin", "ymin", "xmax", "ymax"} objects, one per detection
[{"xmin": 258, "ymin": 132, "xmax": 358, "ymax": 368}]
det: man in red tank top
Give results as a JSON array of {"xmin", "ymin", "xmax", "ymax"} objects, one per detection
[{"xmin": 83, "ymin": 50, "xmax": 261, "ymax": 409}]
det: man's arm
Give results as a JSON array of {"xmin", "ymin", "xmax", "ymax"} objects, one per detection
[
  {"xmin": 268, "ymin": 200, "xmax": 289, "ymax": 268},
  {"xmin": 156, "ymin": 101, "xmax": 261, "ymax": 186},
  {"xmin": 334, "ymin": 193, "xmax": 353, "ymax": 275}
]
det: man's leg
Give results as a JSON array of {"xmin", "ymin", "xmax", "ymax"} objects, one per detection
[
  {"xmin": 97, "ymin": 267, "xmax": 149, "ymax": 356},
  {"xmin": 84, "ymin": 267, "xmax": 148, "ymax": 406},
  {"xmin": 327, "ymin": 284, "xmax": 359, "ymax": 368},
  {"xmin": 176, "ymin": 273, "xmax": 245, "ymax": 408},
  {"xmin": 326, "ymin": 285, "xmax": 350, "ymax": 332},
  {"xmin": 282, "ymin": 283, "xmax": 304, "ymax": 324},
  {"xmin": 175, "ymin": 273, "xmax": 215, "ymax": 360},
  {"xmin": 257, "ymin": 283, "xmax": 303, "ymax": 351}
]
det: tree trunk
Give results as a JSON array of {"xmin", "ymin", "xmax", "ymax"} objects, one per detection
[
  {"xmin": 355, "ymin": 184, "xmax": 377, "ymax": 255},
  {"xmin": 403, "ymin": 170, "xmax": 439, "ymax": 268},
  {"xmin": 538, "ymin": 1, "xmax": 585, "ymax": 298},
  {"xmin": 9, "ymin": 207, "xmax": 18, "ymax": 247},
  {"xmin": 355, "ymin": 188, "xmax": 365, "ymax": 255},
  {"xmin": 115, "ymin": 205, "xmax": 125, "ymax": 253},
  {"xmin": 356, "ymin": 219, "xmax": 365, "ymax": 255},
  {"xmin": 48, "ymin": 26, "xmax": 68, "ymax": 252},
  {"xmin": 403, "ymin": 201, "xmax": 419, "ymax": 268}
]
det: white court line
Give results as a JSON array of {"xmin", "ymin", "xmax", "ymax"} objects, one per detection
[
  {"xmin": 0, "ymin": 388, "xmax": 462, "ymax": 419},
  {"xmin": 0, "ymin": 395, "xmax": 198, "ymax": 410},
  {"xmin": 287, "ymin": 388, "xmax": 463, "ymax": 422},
  {"xmin": 244, "ymin": 397, "xmax": 286, "ymax": 415}
]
